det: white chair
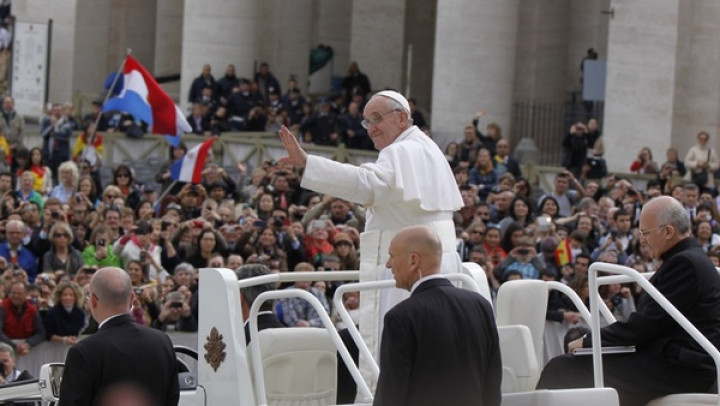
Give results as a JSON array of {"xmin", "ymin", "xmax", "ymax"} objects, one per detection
[
  {"xmin": 498, "ymin": 325, "xmax": 539, "ymax": 393},
  {"xmin": 503, "ymin": 388, "xmax": 619, "ymax": 406},
  {"xmin": 251, "ymin": 328, "xmax": 337, "ymax": 406},
  {"xmin": 496, "ymin": 280, "xmax": 549, "ymax": 371},
  {"xmin": 646, "ymin": 394, "xmax": 718, "ymax": 405},
  {"xmin": 461, "ymin": 262, "xmax": 493, "ymax": 306}
]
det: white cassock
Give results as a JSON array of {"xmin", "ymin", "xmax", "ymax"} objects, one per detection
[{"xmin": 301, "ymin": 125, "xmax": 463, "ymax": 389}]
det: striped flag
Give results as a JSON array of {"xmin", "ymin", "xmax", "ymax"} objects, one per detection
[{"xmin": 169, "ymin": 137, "xmax": 216, "ymax": 183}]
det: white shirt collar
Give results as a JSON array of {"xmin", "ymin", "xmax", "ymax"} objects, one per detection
[
  {"xmin": 410, "ymin": 274, "xmax": 447, "ymax": 294},
  {"xmin": 98, "ymin": 313, "xmax": 126, "ymax": 330}
]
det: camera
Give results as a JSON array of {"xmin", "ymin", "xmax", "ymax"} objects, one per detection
[
  {"xmin": 516, "ymin": 248, "xmax": 530, "ymax": 256},
  {"xmin": 85, "ymin": 267, "xmax": 98, "ymax": 274},
  {"xmin": 273, "ymin": 216, "xmax": 285, "ymax": 228},
  {"xmin": 97, "ymin": 238, "xmax": 106, "ymax": 247},
  {"xmin": 134, "ymin": 287, "xmax": 143, "ymax": 295},
  {"xmin": 264, "ymin": 185, "xmax": 276, "ymax": 194},
  {"xmin": 189, "ymin": 185, "xmax": 199, "ymax": 193},
  {"xmin": 161, "ymin": 221, "xmax": 170, "ymax": 232},
  {"xmin": 139, "ymin": 252, "xmax": 147, "ymax": 262},
  {"xmin": 51, "ymin": 210, "xmax": 60, "ymax": 219},
  {"xmin": 170, "ymin": 302, "xmax": 183, "ymax": 309}
]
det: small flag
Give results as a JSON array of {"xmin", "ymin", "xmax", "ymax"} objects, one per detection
[{"xmin": 169, "ymin": 138, "xmax": 216, "ymax": 183}]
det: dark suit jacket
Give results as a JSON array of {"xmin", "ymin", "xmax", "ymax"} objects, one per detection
[
  {"xmin": 58, "ymin": 314, "xmax": 179, "ymax": 406},
  {"xmin": 373, "ymin": 278, "xmax": 502, "ymax": 406},
  {"xmin": 244, "ymin": 312, "xmax": 285, "ymax": 344},
  {"xmin": 585, "ymin": 237, "xmax": 720, "ymax": 370}
]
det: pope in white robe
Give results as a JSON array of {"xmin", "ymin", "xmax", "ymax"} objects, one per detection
[{"xmin": 278, "ymin": 90, "xmax": 463, "ymax": 390}]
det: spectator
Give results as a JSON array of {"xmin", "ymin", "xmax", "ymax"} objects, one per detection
[
  {"xmin": 300, "ymin": 98, "xmax": 341, "ymax": 146},
  {"xmin": 43, "ymin": 280, "xmax": 84, "ymax": 345},
  {"xmin": 82, "ymin": 226, "xmax": 123, "ymax": 268},
  {"xmin": 156, "ymin": 142, "xmax": 187, "ymax": 196},
  {"xmin": 48, "ymin": 161, "xmax": 78, "ymax": 204},
  {"xmin": 498, "ymin": 196, "xmax": 534, "ymax": 236},
  {"xmin": 408, "ymin": 98, "xmax": 427, "ymax": 130},
  {"xmin": 539, "ymin": 171, "xmax": 583, "ymax": 218},
  {"xmin": 483, "ymin": 226, "xmax": 506, "ymax": 269},
  {"xmin": 0, "ymin": 343, "xmax": 33, "ymax": 384},
  {"xmin": 660, "ymin": 147, "xmax": 686, "ymax": 178},
  {"xmin": 629, "ymin": 147, "xmax": 659, "ymax": 174},
  {"xmin": 186, "ymin": 103, "xmax": 211, "ymax": 135},
  {"xmin": 562, "ymin": 122, "xmax": 589, "ymax": 179},
  {"xmin": 0, "ymin": 96, "xmax": 24, "ymax": 155},
  {"xmin": 458, "ymin": 124, "xmax": 482, "ymax": 164},
  {"xmin": 493, "ymin": 139, "xmax": 522, "ymax": 179},
  {"xmin": 111, "ymin": 164, "xmax": 142, "ymax": 210},
  {"xmin": 187, "ymin": 228, "xmax": 227, "ymax": 270},
  {"xmin": 43, "ymin": 222, "xmax": 84, "ymax": 277},
  {"xmin": 331, "ymin": 232, "xmax": 359, "ymax": 271},
  {"xmin": 444, "ymin": 142, "xmax": 461, "ymax": 169},
  {"xmin": 126, "ymin": 260, "xmax": 159, "ymax": 326},
  {"xmin": 18, "ymin": 147, "xmax": 52, "ymax": 196},
  {"xmin": 278, "ymin": 262, "xmax": 330, "ymax": 327},
  {"xmin": 685, "ymin": 130, "xmax": 719, "ymax": 191},
  {"xmin": 494, "ymin": 237, "xmax": 545, "ymax": 281},
  {"xmin": 113, "ymin": 220, "xmax": 164, "ymax": 281},
  {"xmin": 0, "ymin": 220, "xmax": 38, "ymax": 281},
  {"xmin": 468, "ymin": 148, "xmax": 497, "ymax": 201},
  {"xmin": 244, "ymin": 227, "xmax": 288, "ymax": 272},
  {"xmin": 254, "ymin": 62, "xmax": 281, "ymax": 103},
  {"xmin": 341, "ymin": 62, "xmax": 371, "ymax": 106},
  {"xmin": 695, "ymin": 220, "xmax": 720, "ymax": 252},
  {"xmin": 72, "ymin": 122, "xmax": 104, "ymax": 187},
  {"xmin": 82, "ymin": 99, "xmax": 109, "ymax": 131},
  {"xmin": 216, "ymin": 64, "xmax": 239, "ymax": 104},
  {"xmin": 41, "ymin": 104, "xmax": 74, "ymax": 184},
  {"xmin": 339, "ymin": 101, "xmax": 370, "ymax": 150},
  {"xmin": 152, "ymin": 289, "xmax": 197, "ymax": 332},
  {"xmin": 188, "ymin": 64, "xmax": 216, "ymax": 104},
  {"xmin": 0, "ymin": 282, "xmax": 45, "ymax": 355}
]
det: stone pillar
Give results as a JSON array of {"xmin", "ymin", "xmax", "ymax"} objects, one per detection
[
  {"xmin": 154, "ymin": 0, "xmax": 184, "ymax": 101},
  {"xmin": 257, "ymin": 0, "xmax": 314, "ymax": 96},
  {"xmin": 350, "ymin": 0, "xmax": 406, "ymax": 92},
  {"xmin": 13, "ymin": 0, "xmax": 80, "ymax": 104},
  {"xmin": 310, "ymin": 0, "xmax": 352, "ymax": 93},
  {"xmin": 403, "ymin": 0, "xmax": 437, "ymax": 113},
  {"xmin": 602, "ymin": 0, "xmax": 681, "ymax": 171},
  {"xmin": 513, "ymin": 0, "xmax": 569, "ymax": 104},
  {"xmin": 431, "ymin": 0, "xmax": 520, "ymax": 145},
  {"xmin": 180, "ymin": 0, "xmax": 259, "ymax": 112},
  {"xmin": 670, "ymin": 0, "xmax": 720, "ymax": 153},
  {"xmin": 567, "ymin": 0, "xmax": 611, "ymax": 91}
]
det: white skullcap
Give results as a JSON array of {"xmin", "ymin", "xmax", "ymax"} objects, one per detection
[{"xmin": 375, "ymin": 90, "xmax": 410, "ymax": 114}]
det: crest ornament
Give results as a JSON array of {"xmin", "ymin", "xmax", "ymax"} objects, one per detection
[{"xmin": 204, "ymin": 327, "xmax": 226, "ymax": 372}]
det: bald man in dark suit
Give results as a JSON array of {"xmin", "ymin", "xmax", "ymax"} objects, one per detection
[
  {"xmin": 373, "ymin": 226, "xmax": 501, "ymax": 406},
  {"xmin": 59, "ymin": 267, "xmax": 179, "ymax": 406}
]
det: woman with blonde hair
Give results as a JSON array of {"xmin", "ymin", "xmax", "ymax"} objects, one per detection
[
  {"xmin": 42, "ymin": 279, "xmax": 84, "ymax": 345},
  {"xmin": 49, "ymin": 160, "xmax": 79, "ymax": 204}
]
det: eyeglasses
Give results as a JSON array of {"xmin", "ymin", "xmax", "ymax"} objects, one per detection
[
  {"xmin": 471, "ymin": 230, "xmax": 485, "ymax": 235},
  {"xmin": 639, "ymin": 224, "xmax": 667, "ymax": 236},
  {"xmin": 361, "ymin": 109, "xmax": 399, "ymax": 129},
  {"xmin": 106, "ymin": 195, "xmax": 118, "ymax": 199},
  {"xmin": 116, "ymin": 173, "xmax": 130, "ymax": 178},
  {"xmin": 54, "ymin": 233, "xmax": 70, "ymax": 239}
]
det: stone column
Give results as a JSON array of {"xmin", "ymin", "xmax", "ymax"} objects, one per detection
[
  {"xmin": 180, "ymin": 0, "xmax": 259, "ymax": 112},
  {"xmin": 513, "ymin": 0, "xmax": 569, "ymax": 104},
  {"xmin": 602, "ymin": 0, "xmax": 681, "ymax": 171},
  {"xmin": 670, "ymin": 0, "xmax": 720, "ymax": 153},
  {"xmin": 310, "ymin": 0, "xmax": 352, "ymax": 93},
  {"xmin": 431, "ymin": 0, "xmax": 520, "ymax": 145},
  {"xmin": 257, "ymin": 0, "xmax": 314, "ymax": 96},
  {"xmin": 349, "ymin": 0, "xmax": 406, "ymax": 91},
  {"xmin": 403, "ymin": 0, "xmax": 437, "ymax": 112}
]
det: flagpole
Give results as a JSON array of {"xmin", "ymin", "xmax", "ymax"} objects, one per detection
[
  {"xmin": 82, "ymin": 48, "xmax": 132, "ymax": 164},
  {"xmin": 155, "ymin": 180, "xmax": 178, "ymax": 207}
]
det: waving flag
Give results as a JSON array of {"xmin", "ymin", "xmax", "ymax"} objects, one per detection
[
  {"xmin": 170, "ymin": 137, "xmax": 216, "ymax": 183},
  {"xmin": 102, "ymin": 56, "xmax": 191, "ymax": 135}
]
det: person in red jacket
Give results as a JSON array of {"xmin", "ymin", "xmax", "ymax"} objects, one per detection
[{"xmin": 0, "ymin": 282, "xmax": 45, "ymax": 355}]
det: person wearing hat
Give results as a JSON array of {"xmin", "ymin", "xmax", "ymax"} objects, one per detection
[{"xmin": 279, "ymin": 90, "xmax": 463, "ymax": 387}]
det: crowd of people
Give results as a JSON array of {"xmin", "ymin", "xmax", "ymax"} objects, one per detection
[{"xmin": 0, "ymin": 54, "xmax": 718, "ymax": 402}]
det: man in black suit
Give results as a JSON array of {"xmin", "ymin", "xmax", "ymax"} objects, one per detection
[
  {"xmin": 237, "ymin": 264, "xmax": 284, "ymax": 344},
  {"xmin": 537, "ymin": 196, "xmax": 720, "ymax": 406},
  {"xmin": 373, "ymin": 226, "xmax": 502, "ymax": 406},
  {"xmin": 58, "ymin": 267, "xmax": 179, "ymax": 406}
]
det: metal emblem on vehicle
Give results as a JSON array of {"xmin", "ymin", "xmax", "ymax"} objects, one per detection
[{"xmin": 204, "ymin": 327, "xmax": 227, "ymax": 372}]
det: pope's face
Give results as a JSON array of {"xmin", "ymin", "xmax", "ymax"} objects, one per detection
[{"xmin": 363, "ymin": 98, "xmax": 404, "ymax": 151}]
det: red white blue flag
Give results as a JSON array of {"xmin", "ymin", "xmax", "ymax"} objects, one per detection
[
  {"xmin": 102, "ymin": 56, "xmax": 191, "ymax": 136},
  {"xmin": 169, "ymin": 137, "xmax": 216, "ymax": 183}
]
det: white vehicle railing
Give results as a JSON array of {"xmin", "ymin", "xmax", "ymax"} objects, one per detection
[
  {"xmin": 248, "ymin": 289, "xmax": 374, "ymax": 405},
  {"xmin": 587, "ymin": 263, "xmax": 720, "ymax": 405},
  {"xmin": 331, "ymin": 273, "xmax": 482, "ymax": 381}
]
